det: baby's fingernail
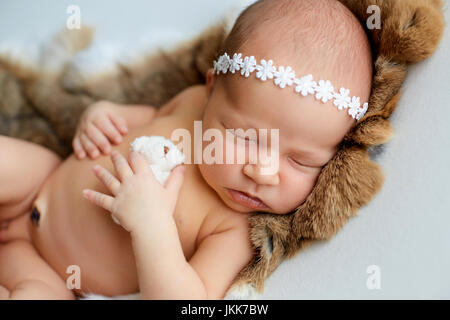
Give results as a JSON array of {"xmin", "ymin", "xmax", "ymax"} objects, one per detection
[{"xmin": 92, "ymin": 150, "xmax": 99, "ymax": 157}]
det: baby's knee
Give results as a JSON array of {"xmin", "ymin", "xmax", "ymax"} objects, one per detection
[
  {"xmin": 0, "ymin": 284, "xmax": 10, "ymax": 299},
  {"xmin": 0, "ymin": 240, "xmax": 75, "ymax": 300}
]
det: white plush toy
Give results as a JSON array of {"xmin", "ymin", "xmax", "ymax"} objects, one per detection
[
  {"xmin": 111, "ymin": 136, "xmax": 185, "ymax": 225},
  {"xmin": 130, "ymin": 135, "xmax": 185, "ymax": 184}
]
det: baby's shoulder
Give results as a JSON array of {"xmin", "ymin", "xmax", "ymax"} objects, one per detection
[
  {"xmin": 197, "ymin": 205, "xmax": 252, "ymax": 248},
  {"xmin": 170, "ymin": 85, "xmax": 208, "ymax": 116},
  {"xmin": 196, "ymin": 207, "xmax": 254, "ymax": 270},
  {"xmin": 215, "ymin": 208, "xmax": 251, "ymax": 234},
  {"xmin": 154, "ymin": 84, "xmax": 207, "ymax": 119}
]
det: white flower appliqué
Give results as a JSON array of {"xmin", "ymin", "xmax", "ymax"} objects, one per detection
[
  {"xmin": 348, "ymin": 96, "xmax": 361, "ymax": 119},
  {"xmin": 356, "ymin": 102, "xmax": 369, "ymax": 121},
  {"xmin": 255, "ymin": 59, "xmax": 276, "ymax": 81},
  {"xmin": 215, "ymin": 53, "xmax": 231, "ymax": 75},
  {"xmin": 333, "ymin": 87, "xmax": 351, "ymax": 110},
  {"xmin": 213, "ymin": 60, "xmax": 219, "ymax": 75},
  {"xmin": 229, "ymin": 53, "xmax": 243, "ymax": 74},
  {"xmin": 315, "ymin": 80, "xmax": 335, "ymax": 103},
  {"xmin": 294, "ymin": 74, "xmax": 317, "ymax": 96},
  {"xmin": 241, "ymin": 56, "xmax": 257, "ymax": 78},
  {"xmin": 274, "ymin": 66, "xmax": 295, "ymax": 89}
]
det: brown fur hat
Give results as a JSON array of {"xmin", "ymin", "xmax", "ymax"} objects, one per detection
[{"xmin": 0, "ymin": 0, "xmax": 444, "ymax": 296}]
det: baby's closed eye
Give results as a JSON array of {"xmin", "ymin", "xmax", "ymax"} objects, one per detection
[{"xmin": 287, "ymin": 156, "xmax": 324, "ymax": 169}]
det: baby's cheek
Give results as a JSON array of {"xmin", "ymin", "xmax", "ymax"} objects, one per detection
[
  {"xmin": 198, "ymin": 161, "xmax": 229, "ymax": 189},
  {"xmin": 279, "ymin": 170, "xmax": 318, "ymax": 212}
]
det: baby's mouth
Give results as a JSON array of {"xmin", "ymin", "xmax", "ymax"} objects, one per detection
[{"xmin": 225, "ymin": 188, "xmax": 269, "ymax": 210}]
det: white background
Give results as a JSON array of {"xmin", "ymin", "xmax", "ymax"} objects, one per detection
[{"xmin": 0, "ymin": 0, "xmax": 449, "ymax": 299}]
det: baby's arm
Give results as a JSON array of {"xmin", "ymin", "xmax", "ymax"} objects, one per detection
[
  {"xmin": 114, "ymin": 103, "xmax": 158, "ymax": 129},
  {"xmin": 82, "ymin": 149, "xmax": 254, "ymax": 299},
  {"xmin": 133, "ymin": 216, "xmax": 254, "ymax": 299},
  {"xmin": 73, "ymin": 85, "xmax": 199, "ymax": 160}
]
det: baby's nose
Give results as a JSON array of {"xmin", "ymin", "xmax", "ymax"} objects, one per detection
[{"xmin": 243, "ymin": 163, "xmax": 279, "ymax": 186}]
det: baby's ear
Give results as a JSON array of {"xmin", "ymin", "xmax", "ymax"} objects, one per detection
[{"xmin": 205, "ymin": 68, "xmax": 216, "ymax": 98}]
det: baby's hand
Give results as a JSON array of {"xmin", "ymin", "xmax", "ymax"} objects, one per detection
[
  {"xmin": 82, "ymin": 150, "xmax": 185, "ymax": 233},
  {"xmin": 73, "ymin": 101, "xmax": 129, "ymax": 160}
]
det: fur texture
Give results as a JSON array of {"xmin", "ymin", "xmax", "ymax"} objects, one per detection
[{"xmin": 0, "ymin": 0, "xmax": 444, "ymax": 298}]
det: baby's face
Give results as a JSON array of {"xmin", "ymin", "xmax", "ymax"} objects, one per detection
[{"xmin": 198, "ymin": 68, "xmax": 355, "ymax": 214}]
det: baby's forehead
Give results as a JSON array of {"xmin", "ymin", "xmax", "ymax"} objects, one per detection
[{"xmin": 222, "ymin": 74, "xmax": 355, "ymax": 148}]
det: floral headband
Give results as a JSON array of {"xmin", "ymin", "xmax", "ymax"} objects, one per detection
[{"xmin": 213, "ymin": 53, "xmax": 369, "ymax": 120}]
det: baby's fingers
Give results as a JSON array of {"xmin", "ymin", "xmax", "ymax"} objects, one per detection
[
  {"xmin": 95, "ymin": 116, "xmax": 125, "ymax": 144},
  {"xmin": 165, "ymin": 165, "xmax": 186, "ymax": 195},
  {"xmin": 82, "ymin": 189, "xmax": 115, "ymax": 213},
  {"xmin": 73, "ymin": 135, "xmax": 86, "ymax": 159},
  {"xmin": 111, "ymin": 150, "xmax": 134, "ymax": 181},
  {"xmin": 92, "ymin": 165, "xmax": 121, "ymax": 196},
  {"xmin": 108, "ymin": 113, "xmax": 128, "ymax": 136},
  {"xmin": 80, "ymin": 133, "xmax": 100, "ymax": 159},
  {"xmin": 129, "ymin": 151, "xmax": 150, "ymax": 175},
  {"xmin": 86, "ymin": 123, "xmax": 112, "ymax": 155}
]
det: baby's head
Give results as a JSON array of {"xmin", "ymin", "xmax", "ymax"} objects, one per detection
[{"xmin": 199, "ymin": 0, "xmax": 372, "ymax": 214}]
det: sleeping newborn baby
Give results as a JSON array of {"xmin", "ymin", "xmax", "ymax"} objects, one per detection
[{"xmin": 0, "ymin": 0, "xmax": 372, "ymax": 299}]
